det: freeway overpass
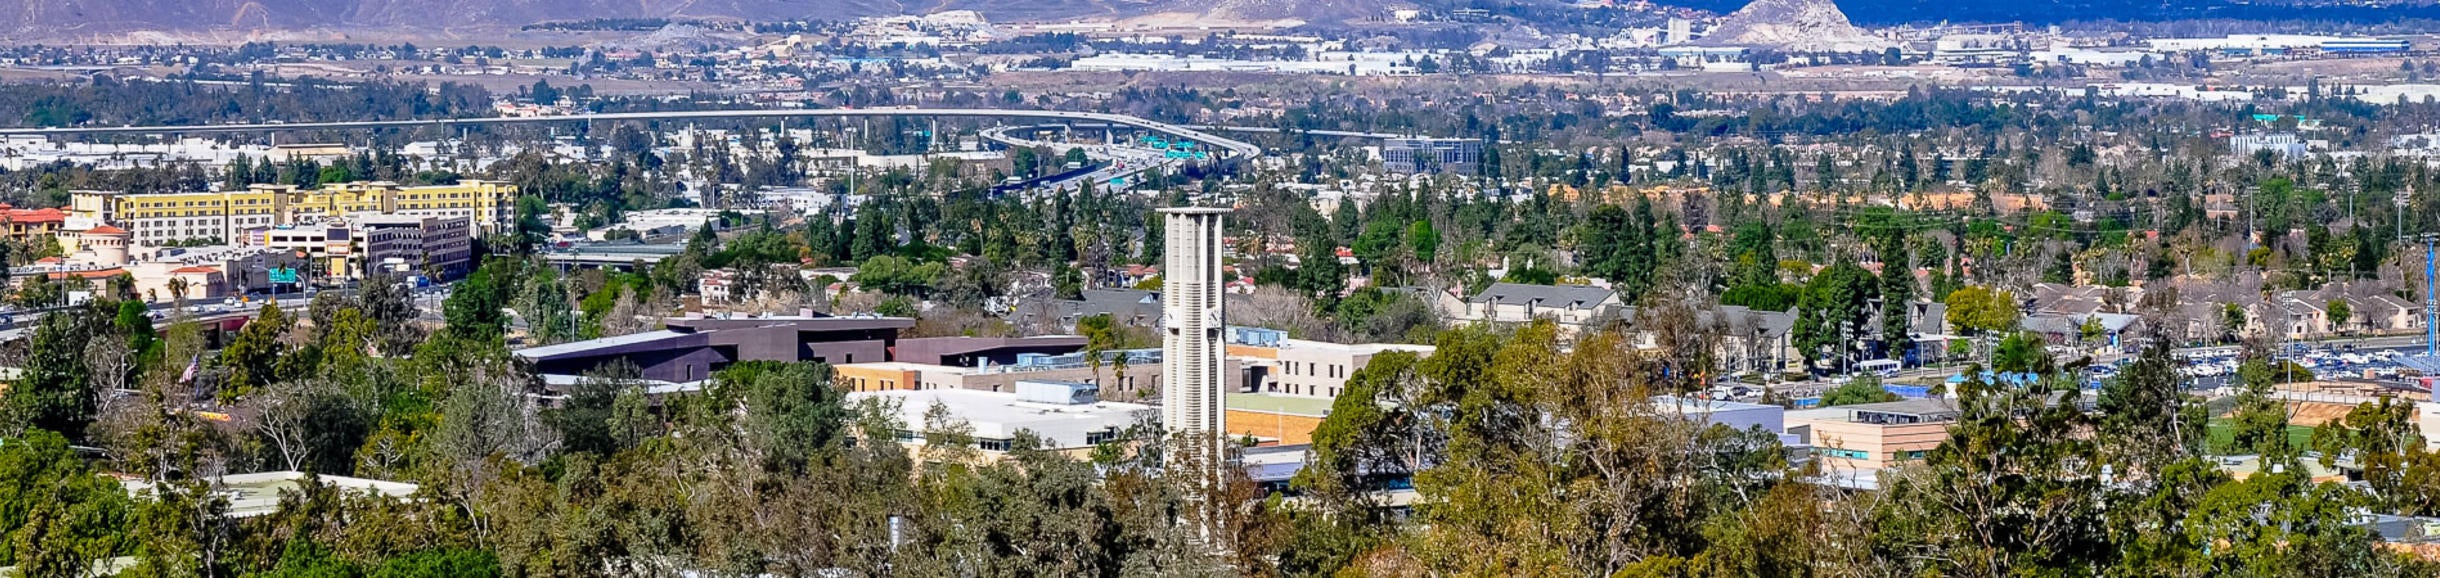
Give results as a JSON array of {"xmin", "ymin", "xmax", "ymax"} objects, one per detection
[
  {"xmin": 541, "ymin": 243, "xmax": 687, "ymax": 270},
  {"xmin": 1183, "ymin": 125, "xmax": 1454, "ymax": 140},
  {"xmin": 0, "ymin": 108, "xmax": 1264, "ymax": 159}
]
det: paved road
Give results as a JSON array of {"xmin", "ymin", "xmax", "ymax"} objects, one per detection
[
  {"xmin": 978, "ymin": 125, "xmax": 1185, "ymax": 194},
  {"xmin": 1183, "ymin": 125, "xmax": 1444, "ymax": 140},
  {"xmin": 0, "ymin": 284, "xmax": 448, "ymax": 342},
  {"xmin": 0, "ymin": 108, "xmax": 1265, "ymax": 159}
]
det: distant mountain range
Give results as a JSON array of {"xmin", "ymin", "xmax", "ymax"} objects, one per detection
[
  {"xmin": 1664, "ymin": 0, "xmax": 2440, "ymax": 26},
  {"xmin": 11, "ymin": 0, "xmax": 2436, "ymax": 38},
  {"xmin": 0, "ymin": 0, "xmax": 1406, "ymax": 36}
]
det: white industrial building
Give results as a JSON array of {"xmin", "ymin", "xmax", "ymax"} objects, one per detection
[
  {"xmin": 2231, "ymin": 133, "xmax": 2309, "ymax": 160},
  {"xmin": 1067, "ymin": 52, "xmax": 1435, "ymax": 76},
  {"xmin": 849, "ymin": 382, "xmax": 1150, "ymax": 455},
  {"xmin": 1655, "ymin": 396, "xmax": 1806, "ymax": 449}
]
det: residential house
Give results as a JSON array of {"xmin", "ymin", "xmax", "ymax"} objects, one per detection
[
  {"xmin": 699, "ymin": 269, "xmax": 737, "ymax": 303},
  {"xmin": 1436, "ymin": 282, "xmax": 1626, "ymax": 332},
  {"xmin": 2355, "ymin": 293, "xmax": 2423, "ymax": 334},
  {"xmin": 0, "ymin": 203, "xmax": 66, "ymax": 244},
  {"xmin": 2287, "ymin": 284, "xmax": 2423, "ymax": 336},
  {"xmin": 1618, "ymin": 304, "xmax": 1800, "ymax": 377},
  {"xmin": 1052, "ymin": 288, "xmax": 1163, "ymax": 330},
  {"xmin": 2028, "ymin": 283, "xmax": 2138, "ymax": 317},
  {"xmin": 2020, "ymin": 312, "xmax": 2143, "ymax": 354}
]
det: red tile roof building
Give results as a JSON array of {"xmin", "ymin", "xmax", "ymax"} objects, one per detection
[{"xmin": 0, "ymin": 203, "xmax": 67, "ymax": 243}]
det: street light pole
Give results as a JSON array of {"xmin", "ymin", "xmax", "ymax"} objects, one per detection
[{"xmin": 1839, "ymin": 319, "xmax": 1854, "ymax": 377}]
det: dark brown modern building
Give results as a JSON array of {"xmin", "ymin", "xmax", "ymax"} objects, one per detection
[
  {"xmin": 515, "ymin": 316, "xmax": 1095, "ymax": 386},
  {"xmin": 516, "ymin": 316, "xmax": 916, "ymax": 383}
]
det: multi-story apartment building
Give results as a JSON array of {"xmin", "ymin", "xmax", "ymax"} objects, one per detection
[
  {"xmin": 253, "ymin": 224, "xmax": 353, "ymax": 281},
  {"xmin": 70, "ymin": 180, "xmax": 518, "ymax": 245},
  {"xmin": 355, "ymin": 214, "xmax": 474, "ymax": 279},
  {"xmin": 236, "ymin": 213, "xmax": 473, "ymax": 282}
]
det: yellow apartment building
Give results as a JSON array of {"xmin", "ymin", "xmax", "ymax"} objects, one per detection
[{"xmin": 69, "ymin": 180, "xmax": 519, "ymax": 245}]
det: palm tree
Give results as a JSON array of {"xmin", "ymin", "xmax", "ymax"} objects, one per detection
[
  {"xmin": 167, "ymin": 277, "xmax": 190, "ymax": 307},
  {"xmin": 1086, "ymin": 347, "xmax": 1105, "ymax": 390}
]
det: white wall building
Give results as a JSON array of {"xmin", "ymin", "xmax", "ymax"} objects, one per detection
[{"xmin": 848, "ymin": 385, "xmax": 1149, "ymax": 455}]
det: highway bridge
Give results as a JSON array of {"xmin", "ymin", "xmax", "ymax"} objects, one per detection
[
  {"xmin": 540, "ymin": 243, "xmax": 687, "ymax": 270},
  {"xmin": 0, "ymin": 108, "xmax": 1264, "ymax": 159},
  {"xmin": 1183, "ymin": 125, "xmax": 1449, "ymax": 140}
]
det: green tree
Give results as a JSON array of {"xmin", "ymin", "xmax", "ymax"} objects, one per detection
[
  {"xmin": 442, "ymin": 260, "xmax": 516, "ymax": 340},
  {"xmin": 1990, "ymin": 331, "xmax": 2054, "ymax": 375},
  {"xmin": 7, "ymin": 312, "xmax": 99, "ymax": 437},
  {"xmin": 1296, "ymin": 241, "xmax": 1346, "ymax": 305},
  {"xmin": 1943, "ymin": 285, "xmax": 2020, "ymax": 336},
  {"xmin": 1873, "ymin": 368, "xmax": 2111, "ymax": 577},
  {"xmin": 1405, "ymin": 220, "xmax": 1440, "ymax": 266},
  {"xmin": 521, "ymin": 268, "xmax": 578, "ymax": 345},
  {"xmin": 0, "ymin": 429, "xmax": 132, "ymax": 573},
  {"xmin": 219, "ymin": 303, "xmax": 295, "ymax": 395},
  {"xmin": 1351, "ymin": 220, "xmax": 1404, "ymax": 276},
  {"xmin": 850, "ymin": 255, "xmax": 946, "ymax": 297},
  {"xmin": 1819, "ymin": 377, "xmax": 1899, "ymax": 407},
  {"xmin": 1878, "ymin": 244, "xmax": 1917, "ymax": 360},
  {"xmin": 1791, "ymin": 262, "xmax": 1879, "ymax": 372},
  {"xmin": 551, "ymin": 363, "xmax": 645, "ymax": 457},
  {"xmin": 2227, "ymin": 356, "xmax": 2296, "ymax": 459},
  {"xmin": 2221, "ymin": 303, "xmax": 2249, "ymax": 342},
  {"xmin": 510, "ymin": 195, "xmax": 551, "ymax": 254},
  {"xmin": 2309, "ymin": 399, "xmax": 2419, "ymax": 469},
  {"xmin": 717, "ymin": 362, "xmax": 849, "ymax": 472},
  {"xmin": 2097, "ymin": 342, "xmax": 2204, "ymax": 470},
  {"xmin": 1296, "ymin": 351, "xmax": 1426, "ymax": 511}
]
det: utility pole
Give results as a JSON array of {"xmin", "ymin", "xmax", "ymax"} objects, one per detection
[
  {"xmin": 2245, "ymin": 180, "xmax": 2259, "ymax": 257},
  {"xmin": 2425, "ymin": 233, "xmax": 2438, "ymax": 358},
  {"xmin": 2398, "ymin": 188, "xmax": 2413, "ymax": 240},
  {"xmin": 1839, "ymin": 319, "xmax": 1854, "ymax": 377}
]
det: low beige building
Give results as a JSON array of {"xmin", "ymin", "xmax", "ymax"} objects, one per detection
[
  {"xmin": 1225, "ymin": 393, "xmax": 1335, "ymax": 446},
  {"xmin": 1786, "ymin": 399, "xmax": 1958, "ymax": 471},
  {"xmin": 833, "ymin": 349, "xmax": 1239, "ymax": 402},
  {"xmin": 1225, "ymin": 327, "xmax": 1433, "ymax": 399}
]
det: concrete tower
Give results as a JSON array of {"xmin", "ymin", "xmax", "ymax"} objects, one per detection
[{"xmin": 1160, "ymin": 207, "xmax": 1230, "ymax": 470}]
